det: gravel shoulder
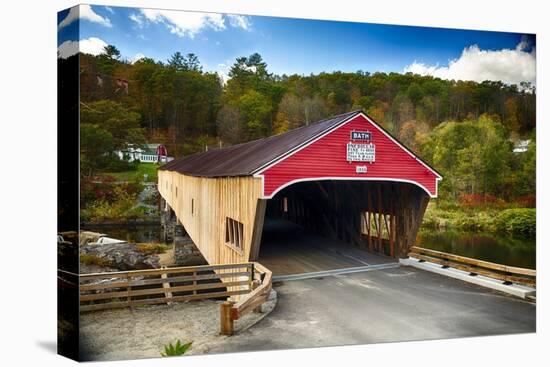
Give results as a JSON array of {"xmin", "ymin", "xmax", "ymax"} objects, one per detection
[{"xmin": 79, "ymin": 292, "xmax": 277, "ymax": 361}]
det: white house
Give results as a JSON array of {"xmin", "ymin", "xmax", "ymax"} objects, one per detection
[
  {"xmin": 115, "ymin": 143, "xmax": 174, "ymax": 163},
  {"xmin": 513, "ymin": 139, "xmax": 531, "ymax": 154}
]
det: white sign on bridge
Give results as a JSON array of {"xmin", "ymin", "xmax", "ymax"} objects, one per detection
[{"xmin": 347, "ymin": 142, "xmax": 375, "ymax": 163}]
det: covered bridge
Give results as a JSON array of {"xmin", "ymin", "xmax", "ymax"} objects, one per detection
[{"xmin": 158, "ymin": 110, "xmax": 441, "ymax": 271}]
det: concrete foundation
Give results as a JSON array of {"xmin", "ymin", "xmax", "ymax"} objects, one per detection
[
  {"xmin": 400, "ymin": 257, "xmax": 536, "ymax": 299},
  {"xmin": 160, "ymin": 199, "xmax": 176, "ymax": 243},
  {"xmin": 173, "ymin": 222, "xmax": 207, "ymax": 266}
]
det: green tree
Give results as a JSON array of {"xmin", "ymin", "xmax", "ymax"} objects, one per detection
[
  {"xmin": 504, "ymin": 97, "xmax": 521, "ymax": 135},
  {"xmin": 183, "ymin": 53, "xmax": 202, "ymax": 72},
  {"xmin": 422, "ymin": 115, "xmax": 511, "ymax": 199},
  {"xmin": 406, "ymin": 82, "xmax": 423, "ymax": 106},
  {"xmin": 80, "ymin": 124, "xmax": 114, "ymax": 176},
  {"xmin": 167, "ymin": 51, "xmax": 185, "ymax": 71},
  {"xmin": 97, "ymin": 45, "xmax": 121, "ymax": 74},
  {"xmin": 80, "ymin": 100, "xmax": 145, "ymax": 149},
  {"xmin": 237, "ymin": 90, "xmax": 272, "ymax": 139},
  {"xmin": 390, "ymin": 92, "xmax": 415, "ymax": 132},
  {"xmin": 227, "ymin": 53, "xmax": 272, "ymax": 99},
  {"xmin": 217, "ymin": 105, "xmax": 244, "ymax": 144},
  {"xmin": 513, "ymin": 135, "xmax": 536, "ymax": 197},
  {"xmin": 103, "ymin": 45, "xmax": 121, "ymax": 60}
]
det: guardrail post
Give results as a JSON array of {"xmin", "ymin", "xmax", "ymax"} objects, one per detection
[
  {"xmin": 249, "ymin": 263, "xmax": 255, "ymax": 291},
  {"xmin": 252, "ymin": 279, "xmax": 263, "ymax": 313},
  {"xmin": 127, "ymin": 273, "xmax": 132, "ymax": 310},
  {"xmin": 220, "ymin": 301, "xmax": 234, "ymax": 335}
]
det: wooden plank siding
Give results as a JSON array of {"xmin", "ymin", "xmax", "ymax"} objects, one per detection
[{"xmin": 158, "ymin": 171, "xmax": 264, "ymax": 265}]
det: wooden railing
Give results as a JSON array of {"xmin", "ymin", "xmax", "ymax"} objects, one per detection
[
  {"xmin": 220, "ymin": 262, "xmax": 273, "ymax": 335},
  {"xmin": 79, "ymin": 262, "xmax": 257, "ymax": 312},
  {"xmin": 408, "ymin": 246, "xmax": 536, "ymax": 287}
]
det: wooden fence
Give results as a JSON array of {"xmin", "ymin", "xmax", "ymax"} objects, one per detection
[
  {"xmin": 220, "ymin": 262, "xmax": 273, "ymax": 335},
  {"xmin": 408, "ymin": 246, "xmax": 536, "ymax": 287},
  {"xmin": 80, "ymin": 263, "xmax": 260, "ymax": 311}
]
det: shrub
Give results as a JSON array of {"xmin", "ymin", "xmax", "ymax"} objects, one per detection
[
  {"xmin": 80, "ymin": 175, "xmax": 118, "ymax": 207},
  {"xmin": 80, "ymin": 254, "xmax": 113, "ymax": 267},
  {"xmin": 80, "ymin": 176, "xmax": 143, "ymax": 209},
  {"xmin": 81, "ymin": 186, "xmax": 147, "ymax": 223},
  {"xmin": 136, "ymin": 243, "xmax": 170, "ymax": 255},
  {"xmin": 459, "ymin": 193, "xmax": 506, "ymax": 209},
  {"xmin": 515, "ymin": 195, "xmax": 536, "ymax": 208},
  {"xmin": 494, "ymin": 208, "xmax": 536, "ymax": 237},
  {"xmin": 421, "ymin": 210, "xmax": 439, "ymax": 228},
  {"xmin": 161, "ymin": 340, "xmax": 192, "ymax": 357},
  {"xmin": 452, "ymin": 212, "xmax": 482, "ymax": 230},
  {"xmin": 102, "ymin": 157, "xmax": 139, "ymax": 173}
]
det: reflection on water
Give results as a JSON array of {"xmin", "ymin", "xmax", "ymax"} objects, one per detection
[{"xmin": 416, "ymin": 229, "xmax": 536, "ymax": 269}]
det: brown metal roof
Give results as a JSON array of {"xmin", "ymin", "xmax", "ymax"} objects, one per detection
[{"xmin": 159, "ymin": 110, "xmax": 362, "ymax": 177}]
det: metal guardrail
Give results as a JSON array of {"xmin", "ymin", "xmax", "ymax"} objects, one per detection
[{"xmin": 408, "ymin": 246, "xmax": 536, "ymax": 287}]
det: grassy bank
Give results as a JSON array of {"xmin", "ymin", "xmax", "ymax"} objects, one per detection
[
  {"xmin": 423, "ymin": 202, "xmax": 536, "ymax": 237},
  {"xmin": 80, "ymin": 170, "xmax": 159, "ymax": 224},
  {"xmin": 101, "ymin": 162, "xmax": 160, "ymax": 183}
]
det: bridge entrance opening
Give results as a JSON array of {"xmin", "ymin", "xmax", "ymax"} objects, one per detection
[{"xmin": 256, "ymin": 180, "xmax": 429, "ymax": 276}]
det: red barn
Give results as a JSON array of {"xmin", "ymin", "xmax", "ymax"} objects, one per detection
[
  {"xmin": 159, "ymin": 110, "xmax": 441, "ymax": 273},
  {"xmin": 156, "ymin": 144, "xmax": 168, "ymax": 157}
]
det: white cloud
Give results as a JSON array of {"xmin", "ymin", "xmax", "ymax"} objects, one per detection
[
  {"xmin": 217, "ymin": 62, "xmax": 231, "ymax": 84},
  {"xmin": 57, "ymin": 40, "xmax": 79, "ymax": 58},
  {"xmin": 129, "ymin": 9, "xmax": 252, "ymax": 38},
  {"xmin": 131, "ymin": 53, "xmax": 146, "ymax": 64},
  {"xmin": 79, "ymin": 37, "xmax": 109, "ymax": 56},
  {"xmin": 57, "ymin": 37, "xmax": 109, "ymax": 58},
  {"xmin": 104, "ymin": 6, "xmax": 114, "ymax": 14},
  {"xmin": 129, "ymin": 13, "xmax": 145, "ymax": 28},
  {"xmin": 58, "ymin": 5, "xmax": 112, "ymax": 29},
  {"xmin": 244, "ymin": 65, "xmax": 257, "ymax": 73},
  {"xmin": 227, "ymin": 14, "xmax": 251, "ymax": 30},
  {"xmin": 403, "ymin": 41, "xmax": 536, "ymax": 87},
  {"xmin": 139, "ymin": 9, "xmax": 225, "ymax": 38}
]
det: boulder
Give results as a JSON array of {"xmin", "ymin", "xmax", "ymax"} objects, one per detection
[{"xmin": 81, "ymin": 242, "xmax": 160, "ymax": 271}]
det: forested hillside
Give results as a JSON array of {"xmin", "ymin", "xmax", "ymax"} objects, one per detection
[{"xmin": 73, "ymin": 45, "xmax": 536, "ymax": 202}]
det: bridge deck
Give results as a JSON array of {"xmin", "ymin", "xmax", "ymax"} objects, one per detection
[{"xmin": 258, "ymin": 219, "xmax": 395, "ymax": 276}]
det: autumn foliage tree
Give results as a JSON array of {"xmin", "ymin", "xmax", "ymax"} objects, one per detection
[{"xmin": 75, "ymin": 46, "xmax": 536, "ymax": 201}]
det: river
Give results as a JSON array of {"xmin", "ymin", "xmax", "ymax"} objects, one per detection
[
  {"xmin": 416, "ymin": 228, "xmax": 536, "ymax": 269},
  {"xmin": 82, "ymin": 224, "xmax": 164, "ymax": 244},
  {"xmin": 82, "ymin": 224, "xmax": 536, "ymax": 270}
]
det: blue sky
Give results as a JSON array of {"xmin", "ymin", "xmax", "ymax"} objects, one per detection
[{"xmin": 58, "ymin": 5, "xmax": 536, "ymax": 85}]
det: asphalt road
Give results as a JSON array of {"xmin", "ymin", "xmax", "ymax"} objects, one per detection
[{"xmin": 205, "ymin": 266, "xmax": 536, "ymax": 354}]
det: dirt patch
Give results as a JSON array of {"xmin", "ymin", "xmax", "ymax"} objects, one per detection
[
  {"xmin": 79, "ymin": 291, "xmax": 277, "ymax": 361},
  {"xmin": 158, "ymin": 247, "xmax": 175, "ymax": 267}
]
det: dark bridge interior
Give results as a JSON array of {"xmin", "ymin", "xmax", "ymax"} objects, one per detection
[{"xmin": 257, "ymin": 180, "xmax": 430, "ymax": 275}]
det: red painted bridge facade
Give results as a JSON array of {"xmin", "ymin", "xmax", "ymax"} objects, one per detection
[{"xmin": 256, "ymin": 113, "xmax": 441, "ymax": 198}]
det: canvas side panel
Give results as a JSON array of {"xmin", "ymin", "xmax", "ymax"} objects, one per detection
[{"xmin": 57, "ymin": 5, "xmax": 80, "ymax": 361}]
